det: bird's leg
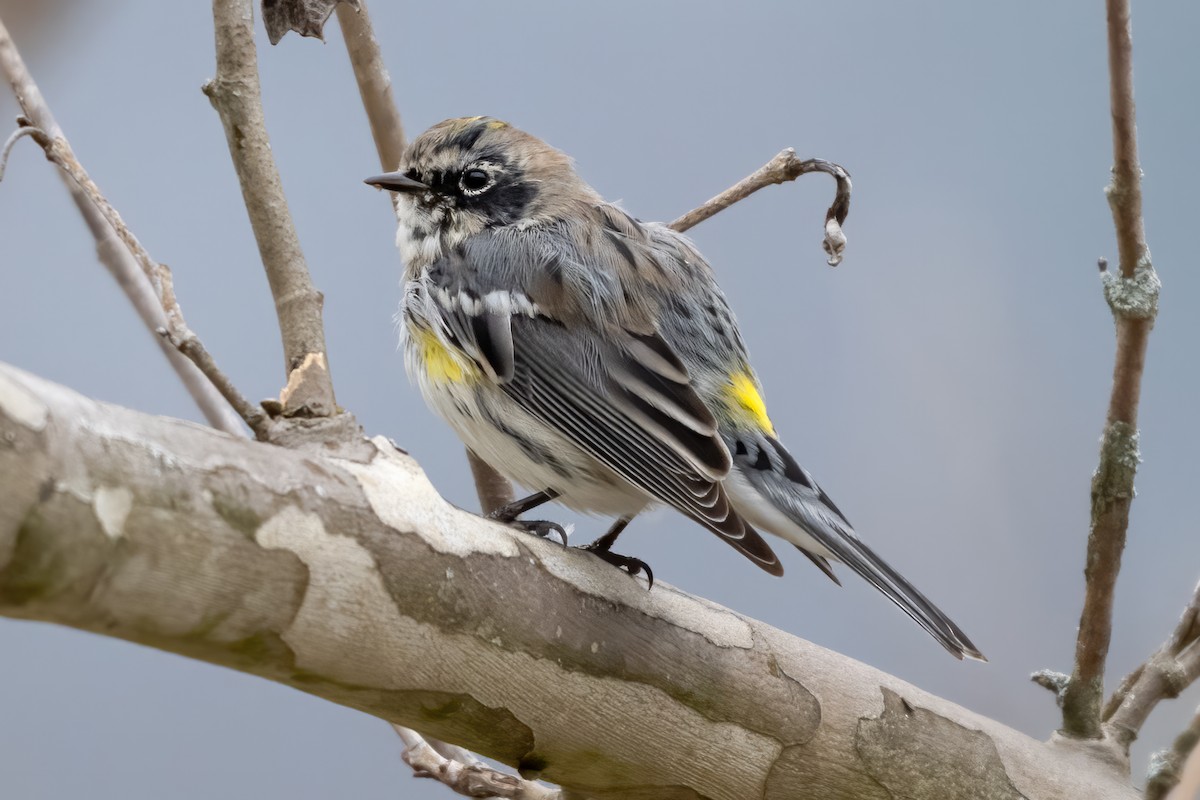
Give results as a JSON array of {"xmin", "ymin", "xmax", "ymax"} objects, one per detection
[
  {"xmin": 581, "ymin": 517, "xmax": 654, "ymax": 588},
  {"xmin": 487, "ymin": 489, "xmax": 567, "ymax": 546},
  {"xmin": 488, "ymin": 489, "xmax": 559, "ymax": 522}
]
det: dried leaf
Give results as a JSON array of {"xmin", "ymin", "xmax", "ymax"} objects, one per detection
[{"xmin": 261, "ymin": 0, "xmax": 360, "ymax": 45}]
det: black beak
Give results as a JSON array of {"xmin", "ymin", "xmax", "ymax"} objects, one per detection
[{"xmin": 364, "ymin": 171, "xmax": 429, "ymax": 193}]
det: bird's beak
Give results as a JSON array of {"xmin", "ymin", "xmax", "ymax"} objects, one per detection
[{"xmin": 363, "ymin": 171, "xmax": 429, "ymax": 193}]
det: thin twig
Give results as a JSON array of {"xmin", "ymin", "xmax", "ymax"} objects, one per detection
[
  {"xmin": 154, "ymin": 265, "xmax": 270, "ymax": 435},
  {"xmin": 1060, "ymin": 0, "xmax": 1159, "ymax": 740},
  {"xmin": 8, "ymin": 125, "xmax": 267, "ymax": 437},
  {"xmin": 205, "ymin": 0, "xmax": 336, "ymax": 418},
  {"xmin": 0, "ymin": 121, "xmax": 40, "ymax": 181},
  {"xmin": 1102, "ymin": 580, "xmax": 1200, "ymax": 750},
  {"xmin": 1031, "ymin": 669, "xmax": 1070, "ymax": 707},
  {"xmin": 391, "ymin": 725, "xmax": 561, "ymax": 800},
  {"xmin": 0, "ymin": 17, "xmax": 250, "ymax": 437},
  {"xmin": 1145, "ymin": 706, "xmax": 1200, "ymax": 800},
  {"xmin": 668, "ymin": 149, "xmax": 852, "ymax": 266},
  {"xmin": 330, "ymin": 0, "xmax": 516, "ymax": 511},
  {"xmin": 1105, "ymin": 578, "xmax": 1200, "ymax": 720},
  {"xmin": 335, "ymin": 1, "xmax": 405, "ymax": 171},
  {"xmin": 81, "ymin": 197, "xmax": 250, "ymax": 436}
]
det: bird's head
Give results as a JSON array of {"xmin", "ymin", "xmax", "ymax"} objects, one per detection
[{"xmin": 366, "ymin": 117, "xmax": 597, "ymax": 268}]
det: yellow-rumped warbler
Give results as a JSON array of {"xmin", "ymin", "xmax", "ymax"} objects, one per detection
[{"xmin": 367, "ymin": 116, "xmax": 983, "ymax": 660}]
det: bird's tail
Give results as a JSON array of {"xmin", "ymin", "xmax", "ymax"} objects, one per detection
[
  {"xmin": 725, "ymin": 433, "xmax": 985, "ymax": 660},
  {"xmin": 825, "ymin": 533, "xmax": 985, "ymax": 661}
]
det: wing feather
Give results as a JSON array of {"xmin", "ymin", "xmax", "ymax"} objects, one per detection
[{"xmin": 416, "ymin": 229, "xmax": 781, "ymax": 574}]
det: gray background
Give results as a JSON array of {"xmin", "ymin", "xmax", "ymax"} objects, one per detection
[{"xmin": 2, "ymin": 2, "xmax": 1198, "ymax": 797}]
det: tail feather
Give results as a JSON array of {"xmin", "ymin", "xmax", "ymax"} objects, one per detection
[
  {"xmin": 724, "ymin": 434, "xmax": 984, "ymax": 661},
  {"xmin": 827, "ymin": 535, "xmax": 985, "ymax": 661},
  {"xmin": 794, "ymin": 545, "xmax": 841, "ymax": 586}
]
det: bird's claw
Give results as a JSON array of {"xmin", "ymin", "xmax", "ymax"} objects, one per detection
[
  {"xmin": 508, "ymin": 519, "xmax": 569, "ymax": 547},
  {"xmin": 582, "ymin": 544, "xmax": 654, "ymax": 589}
]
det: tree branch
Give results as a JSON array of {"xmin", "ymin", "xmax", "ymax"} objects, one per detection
[
  {"xmin": 1145, "ymin": 707, "xmax": 1200, "ymax": 800},
  {"xmin": 1060, "ymin": 0, "xmax": 1160, "ymax": 741},
  {"xmin": 0, "ymin": 121, "xmax": 39, "ymax": 179},
  {"xmin": 0, "ymin": 17, "xmax": 248, "ymax": 437},
  {"xmin": 0, "ymin": 361, "xmax": 1139, "ymax": 799},
  {"xmin": 668, "ymin": 148, "xmax": 851, "ymax": 266},
  {"xmin": 330, "ymin": 2, "xmax": 516, "ymax": 514},
  {"xmin": 1102, "ymin": 579, "xmax": 1200, "ymax": 751},
  {"xmin": 335, "ymin": 1, "xmax": 405, "ymax": 171},
  {"xmin": 393, "ymin": 724, "xmax": 560, "ymax": 799},
  {"xmin": 204, "ymin": 0, "xmax": 336, "ymax": 419}
]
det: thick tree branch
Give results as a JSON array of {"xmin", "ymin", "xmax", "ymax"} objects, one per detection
[
  {"xmin": 1060, "ymin": 0, "xmax": 1159, "ymax": 741},
  {"xmin": 0, "ymin": 17, "xmax": 247, "ymax": 436},
  {"xmin": 669, "ymin": 148, "xmax": 851, "ymax": 266},
  {"xmin": 0, "ymin": 362, "xmax": 1139, "ymax": 799},
  {"xmin": 204, "ymin": 0, "xmax": 336, "ymax": 419}
]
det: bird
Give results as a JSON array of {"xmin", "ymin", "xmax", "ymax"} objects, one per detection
[{"xmin": 366, "ymin": 116, "xmax": 984, "ymax": 661}]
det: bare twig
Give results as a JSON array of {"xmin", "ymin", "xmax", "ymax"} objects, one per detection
[
  {"xmin": 84, "ymin": 202, "xmax": 251, "ymax": 436},
  {"xmin": 154, "ymin": 265, "xmax": 269, "ymax": 435},
  {"xmin": 1102, "ymin": 580, "xmax": 1200, "ymax": 750},
  {"xmin": 205, "ymin": 0, "xmax": 336, "ymax": 418},
  {"xmin": 335, "ymin": 2, "xmax": 405, "ymax": 171},
  {"xmin": 331, "ymin": 0, "xmax": 516, "ymax": 510},
  {"xmin": 1060, "ymin": 0, "xmax": 1159, "ymax": 740},
  {"xmin": 1145, "ymin": 707, "xmax": 1200, "ymax": 800},
  {"xmin": 4, "ymin": 123, "xmax": 267, "ymax": 437},
  {"xmin": 1031, "ymin": 669, "xmax": 1070, "ymax": 707},
  {"xmin": 392, "ymin": 725, "xmax": 561, "ymax": 800},
  {"xmin": 668, "ymin": 149, "xmax": 852, "ymax": 266},
  {"xmin": 0, "ymin": 17, "xmax": 250, "ymax": 437},
  {"xmin": 0, "ymin": 120, "xmax": 40, "ymax": 181}
]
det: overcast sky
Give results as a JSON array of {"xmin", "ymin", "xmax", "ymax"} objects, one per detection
[{"xmin": 2, "ymin": 2, "xmax": 1199, "ymax": 797}]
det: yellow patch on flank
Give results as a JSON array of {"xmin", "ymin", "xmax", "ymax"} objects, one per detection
[
  {"xmin": 415, "ymin": 328, "xmax": 474, "ymax": 384},
  {"xmin": 486, "ymin": 119, "xmax": 509, "ymax": 129},
  {"xmin": 726, "ymin": 372, "xmax": 776, "ymax": 436}
]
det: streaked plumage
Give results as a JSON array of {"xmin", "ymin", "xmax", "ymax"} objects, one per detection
[{"xmin": 368, "ymin": 116, "xmax": 983, "ymax": 660}]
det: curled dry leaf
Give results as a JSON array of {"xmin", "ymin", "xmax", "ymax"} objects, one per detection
[{"xmin": 262, "ymin": 0, "xmax": 360, "ymax": 45}]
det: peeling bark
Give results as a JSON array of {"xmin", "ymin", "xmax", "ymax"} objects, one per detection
[{"xmin": 0, "ymin": 363, "xmax": 1137, "ymax": 799}]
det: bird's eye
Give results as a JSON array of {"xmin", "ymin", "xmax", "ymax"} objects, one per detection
[{"xmin": 460, "ymin": 168, "xmax": 492, "ymax": 193}]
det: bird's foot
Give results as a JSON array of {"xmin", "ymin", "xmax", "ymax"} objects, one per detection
[
  {"xmin": 580, "ymin": 540, "xmax": 654, "ymax": 589},
  {"xmin": 506, "ymin": 519, "xmax": 569, "ymax": 547}
]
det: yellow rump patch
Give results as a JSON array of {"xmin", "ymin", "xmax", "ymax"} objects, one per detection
[
  {"xmin": 726, "ymin": 373, "xmax": 776, "ymax": 436},
  {"xmin": 415, "ymin": 328, "xmax": 474, "ymax": 384}
]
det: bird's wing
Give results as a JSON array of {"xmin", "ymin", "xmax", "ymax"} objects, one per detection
[{"xmin": 420, "ymin": 229, "xmax": 782, "ymax": 575}]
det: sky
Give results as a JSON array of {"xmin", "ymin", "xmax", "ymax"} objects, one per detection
[{"xmin": 2, "ymin": 2, "xmax": 1199, "ymax": 797}]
